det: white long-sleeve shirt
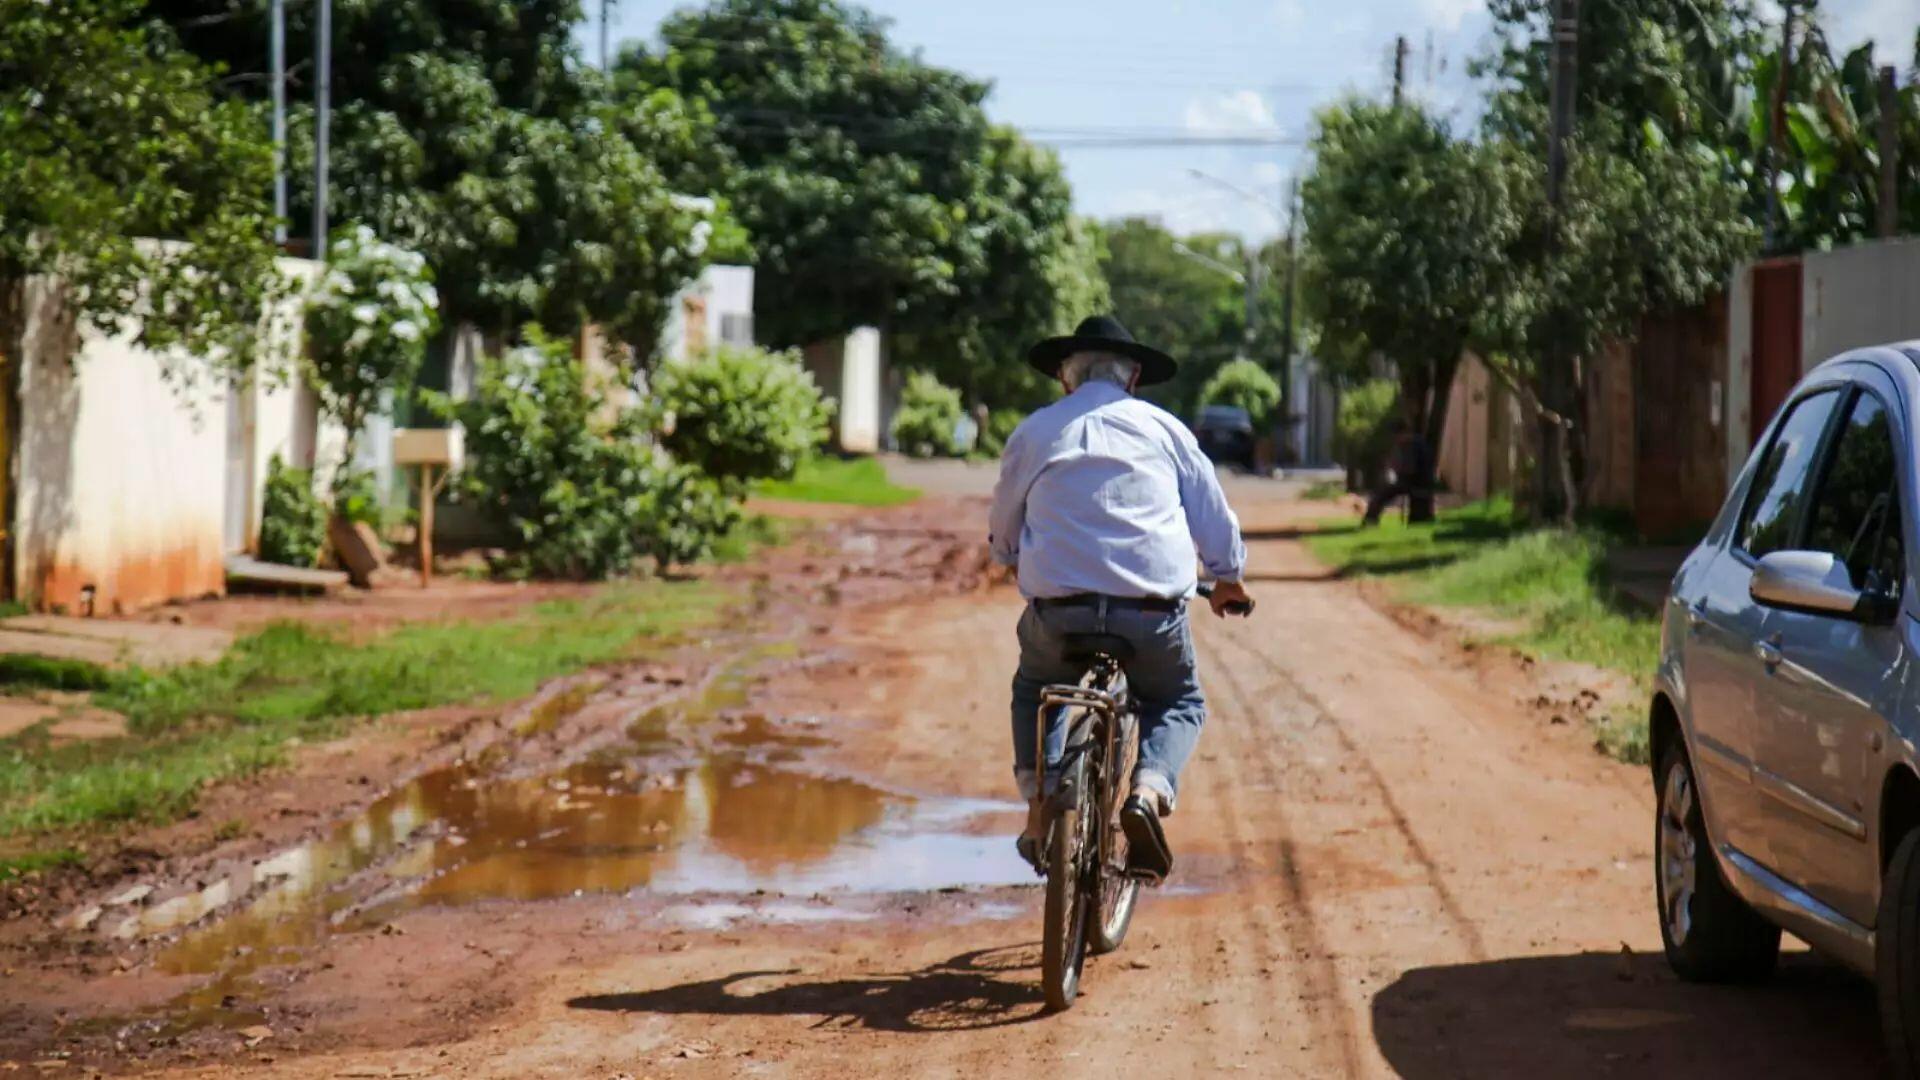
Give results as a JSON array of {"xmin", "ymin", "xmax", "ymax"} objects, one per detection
[{"xmin": 988, "ymin": 380, "xmax": 1247, "ymax": 600}]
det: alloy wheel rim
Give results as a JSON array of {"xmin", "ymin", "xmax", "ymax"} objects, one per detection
[{"xmin": 1659, "ymin": 763, "xmax": 1699, "ymax": 945}]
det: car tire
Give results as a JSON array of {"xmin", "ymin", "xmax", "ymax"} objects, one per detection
[
  {"xmin": 1878, "ymin": 829, "xmax": 1920, "ymax": 1077},
  {"xmin": 1656, "ymin": 743, "xmax": 1781, "ymax": 982}
]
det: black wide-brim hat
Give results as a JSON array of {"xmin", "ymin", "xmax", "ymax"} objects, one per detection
[{"xmin": 1027, "ymin": 315, "xmax": 1178, "ymax": 387}]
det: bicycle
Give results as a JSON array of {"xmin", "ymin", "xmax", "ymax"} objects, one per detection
[{"xmin": 1035, "ymin": 582, "xmax": 1254, "ymax": 1011}]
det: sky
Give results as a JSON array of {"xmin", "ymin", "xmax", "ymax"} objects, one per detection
[{"xmin": 586, "ymin": 0, "xmax": 1920, "ymax": 242}]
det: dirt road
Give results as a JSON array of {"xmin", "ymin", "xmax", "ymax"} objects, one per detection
[{"xmin": 2, "ymin": 484, "xmax": 1889, "ymax": 1077}]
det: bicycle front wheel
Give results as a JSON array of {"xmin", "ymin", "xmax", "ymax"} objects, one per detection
[{"xmin": 1041, "ymin": 764, "xmax": 1092, "ymax": 1010}]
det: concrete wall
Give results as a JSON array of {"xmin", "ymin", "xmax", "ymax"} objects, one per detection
[
  {"xmin": 659, "ymin": 264, "xmax": 756, "ymax": 364},
  {"xmin": 1802, "ymin": 237, "xmax": 1920, "ymax": 370},
  {"xmin": 802, "ymin": 328, "xmax": 885, "ymax": 455},
  {"xmin": 14, "ymin": 281, "xmax": 228, "ymax": 613},
  {"xmin": 11, "ymin": 257, "xmax": 330, "ymax": 612}
]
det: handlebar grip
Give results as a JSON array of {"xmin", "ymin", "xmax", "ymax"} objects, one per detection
[{"xmin": 1195, "ymin": 583, "xmax": 1255, "ymax": 617}]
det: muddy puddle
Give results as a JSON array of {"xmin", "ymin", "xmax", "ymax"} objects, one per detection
[{"xmin": 115, "ymin": 671, "xmax": 1031, "ymax": 1034}]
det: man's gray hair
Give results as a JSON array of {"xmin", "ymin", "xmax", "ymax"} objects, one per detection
[{"xmin": 1059, "ymin": 350, "xmax": 1139, "ymax": 391}]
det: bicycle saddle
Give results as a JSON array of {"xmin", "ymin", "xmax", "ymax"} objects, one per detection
[{"xmin": 1061, "ymin": 633, "xmax": 1134, "ymax": 663}]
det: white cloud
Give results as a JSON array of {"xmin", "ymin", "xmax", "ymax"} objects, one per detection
[
  {"xmin": 1270, "ymin": 0, "xmax": 1307, "ymax": 31},
  {"xmin": 1182, "ymin": 90, "xmax": 1278, "ymax": 134},
  {"xmin": 1819, "ymin": 0, "xmax": 1920, "ymax": 58},
  {"xmin": 1417, "ymin": 0, "xmax": 1481, "ymax": 33}
]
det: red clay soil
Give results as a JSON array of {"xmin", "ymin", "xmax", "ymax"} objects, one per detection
[{"xmin": 0, "ymin": 488, "xmax": 1887, "ymax": 1078}]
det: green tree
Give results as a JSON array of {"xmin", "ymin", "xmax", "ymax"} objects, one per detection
[
  {"xmin": 1300, "ymin": 100, "xmax": 1519, "ymax": 477},
  {"xmin": 1100, "ymin": 217, "xmax": 1249, "ymax": 418},
  {"xmin": 1200, "ymin": 360, "xmax": 1282, "ymax": 430},
  {"xmin": 618, "ymin": 0, "xmax": 1104, "ymax": 406},
  {"xmin": 155, "ymin": 0, "xmax": 726, "ymax": 360},
  {"xmin": 0, "ymin": 0, "xmax": 285, "ymax": 380},
  {"xmin": 303, "ymin": 226, "xmax": 440, "ymax": 468},
  {"xmin": 1477, "ymin": 1, "xmax": 1760, "ymax": 519}
]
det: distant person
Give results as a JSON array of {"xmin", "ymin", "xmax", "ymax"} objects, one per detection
[
  {"xmin": 988, "ymin": 315, "xmax": 1251, "ymax": 878},
  {"xmin": 1363, "ymin": 420, "xmax": 1433, "ymax": 526}
]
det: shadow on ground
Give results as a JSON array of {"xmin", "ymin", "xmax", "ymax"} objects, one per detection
[
  {"xmin": 569, "ymin": 944, "xmax": 1047, "ymax": 1033},
  {"xmin": 1372, "ymin": 949, "xmax": 1882, "ymax": 1078}
]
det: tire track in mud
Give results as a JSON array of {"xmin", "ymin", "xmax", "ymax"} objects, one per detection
[
  {"xmin": 1200, "ymin": 611, "xmax": 1491, "ymax": 964},
  {"xmin": 1196, "ymin": 646, "xmax": 1367, "ymax": 1076}
]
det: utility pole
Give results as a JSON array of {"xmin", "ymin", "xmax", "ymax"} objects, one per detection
[
  {"xmin": 1279, "ymin": 176, "xmax": 1300, "ymax": 464},
  {"xmin": 1392, "ymin": 35, "xmax": 1408, "ymax": 106},
  {"xmin": 600, "ymin": 0, "xmax": 611, "ymax": 70},
  {"xmin": 313, "ymin": 0, "xmax": 331, "ymax": 260},
  {"xmin": 1541, "ymin": 0, "xmax": 1580, "ymax": 522},
  {"xmin": 1880, "ymin": 65, "xmax": 1900, "ymax": 240},
  {"xmin": 270, "ymin": 0, "xmax": 286, "ymax": 246},
  {"xmin": 1763, "ymin": 1, "xmax": 1796, "ymax": 250},
  {"xmin": 1546, "ymin": 0, "xmax": 1579, "ymax": 210}
]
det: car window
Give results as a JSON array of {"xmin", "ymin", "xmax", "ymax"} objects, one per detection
[
  {"xmin": 1804, "ymin": 390, "xmax": 1904, "ymax": 594},
  {"xmin": 1738, "ymin": 389, "xmax": 1842, "ymax": 557}
]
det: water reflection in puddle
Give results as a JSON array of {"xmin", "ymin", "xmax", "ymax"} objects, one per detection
[{"xmin": 142, "ymin": 695, "xmax": 1030, "ymax": 1020}]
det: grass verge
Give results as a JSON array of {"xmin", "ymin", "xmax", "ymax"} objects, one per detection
[
  {"xmin": 0, "ymin": 580, "xmax": 725, "ymax": 844},
  {"xmin": 754, "ymin": 456, "xmax": 920, "ymax": 507},
  {"xmin": 1305, "ymin": 499, "xmax": 1659, "ymax": 763}
]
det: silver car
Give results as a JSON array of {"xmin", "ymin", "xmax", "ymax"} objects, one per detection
[{"xmin": 1654, "ymin": 341, "xmax": 1920, "ymax": 1074}]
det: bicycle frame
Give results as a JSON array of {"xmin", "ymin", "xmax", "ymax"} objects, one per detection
[{"xmin": 1038, "ymin": 657, "xmax": 1126, "ymax": 868}]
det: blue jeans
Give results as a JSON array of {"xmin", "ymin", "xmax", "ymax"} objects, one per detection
[{"xmin": 1010, "ymin": 598, "xmax": 1207, "ymax": 804}]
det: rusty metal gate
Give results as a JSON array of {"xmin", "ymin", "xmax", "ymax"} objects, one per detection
[{"xmin": 1749, "ymin": 258, "xmax": 1804, "ymax": 443}]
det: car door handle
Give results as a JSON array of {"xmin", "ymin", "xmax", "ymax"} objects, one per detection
[{"xmin": 1755, "ymin": 638, "xmax": 1783, "ymax": 668}]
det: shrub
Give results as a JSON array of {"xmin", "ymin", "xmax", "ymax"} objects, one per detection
[
  {"xmin": 330, "ymin": 468, "xmax": 381, "ymax": 528},
  {"xmin": 426, "ymin": 327, "xmax": 753, "ymax": 577},
  {"xmin": 637, "ymin": 464, "xmax": 744, "ymax": 571},
  {"xmin": 1200, "ymin": 359, "xmax": 1282, "ymax": 429},
  {"xmin": 891, "ymin": 371, "xmax": 965, "ymax": 458},
  {"xmin": 258, "ymin": 455, "xmax": 327, "ymax": 567},
  {"xmin": 1336, "ymin": 378, "xmax": 1400, "ymax": 484},
  {"xmin": 650, "ymin": 345, "xmax": 831, "ymax": 489},
  {"xmin": 426, "ymin": 329, "xmax": 654, "ymax": 579}
]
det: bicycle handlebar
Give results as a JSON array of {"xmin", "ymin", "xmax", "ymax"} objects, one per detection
[{"xmin": 1195, "ymin": 581, "xmax": 1255, "ymax": 617}]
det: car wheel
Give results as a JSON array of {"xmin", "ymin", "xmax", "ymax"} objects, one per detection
[
  {"xmin": 1878, "ymin": 829, "xmax": 1920, "ymax": 1077},
  {"xmin": 1656, "ymin": 743, "xmax": 1780, "ymax": 982}
]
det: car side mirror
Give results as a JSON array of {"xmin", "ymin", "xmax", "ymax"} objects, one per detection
[{"xmin": 1749, "ymin": 550, "xmax": 1897, "ymax": 623}]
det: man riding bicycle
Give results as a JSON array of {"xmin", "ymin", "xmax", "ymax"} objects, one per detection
[{"xmin": 988, "ymin": 315, "xmax": 1250, "ymax": 880}]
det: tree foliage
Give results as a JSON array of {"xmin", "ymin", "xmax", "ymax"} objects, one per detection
[
  {"xmin": 303, "ymin": 226, "xmax": 440, "ymax": 465},
  {"xmin": 1200, "ymin": 359, "xmax": 1282, "ymax": 430},
  {"xmin": 155, "ymin": 0, "xmax": 728, "ymax": 358},
  {"xmin": 1101, "ymin": 218, "xmax": 1262, "ymax": 419},
  {"xmin": 0, "ymin": 0, "xmax": 285, "ymax": 377},
  {"xmin": 1300, "ymin": 100, "xmax": 1520, "ymax": 453},
  {"xmin": 618, "ymin": 0, "xmax": 1105, "ymax": 406}
]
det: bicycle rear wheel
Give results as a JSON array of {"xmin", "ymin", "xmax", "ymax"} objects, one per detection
[{"xmin": 1041, "ymin": 758, "xmax": 1093, "ymax": 1011}]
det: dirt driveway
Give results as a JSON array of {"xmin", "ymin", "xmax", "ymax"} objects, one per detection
[{"xmin": 1, "ymin": 485, "xmax": 1888, "ymax": 1077}]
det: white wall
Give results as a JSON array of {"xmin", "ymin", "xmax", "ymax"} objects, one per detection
[
  {"xmin": 659, "ymin": 264, "xmax": 756, "ymax": 364},
  {"xmin": 14, "ymin": 280, "xmax": 228, "ymax": 613}
]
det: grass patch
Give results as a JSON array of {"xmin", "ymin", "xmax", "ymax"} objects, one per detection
[
  {"xmin": 1300, "ymin": 479, "xmax": 1348, "ymax": 502},
  {"xmin": 0, "ymin": 653, "xmax": 117, "ymax": 693},
  {"xmin": 1306, "ymin": 498, "xmax": 1659, "ymax": 762},
  {"xmin": 710, "ymin": 513, "xmax": 790, "ymax": 564},
  {"xmin": 0, "ymin": 580, "xmax": 725, "ymax": 840},
  {"xmin": 754, "ymin": 456, "xmax": 920, "ymax": 507},
  {"xmin": 0, "ymin": 848, "xmax": 81, "ymax": 882}
]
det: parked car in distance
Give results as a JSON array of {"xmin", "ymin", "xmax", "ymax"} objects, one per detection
[
  {"xmin": 1193, "ymin": 405, "xmax": 1256, "ymax": 469},
  {"xmin": 1651, "ymin": 341, "xmax": 1920, "ymax": 1074}
]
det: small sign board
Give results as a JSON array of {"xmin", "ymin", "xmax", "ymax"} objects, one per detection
[{"xmin": 392, "ymin": 428, "xmax": 463, "ymax": 470}]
